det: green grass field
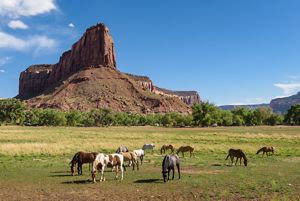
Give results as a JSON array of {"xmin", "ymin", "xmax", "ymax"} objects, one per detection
[{"xmin": 0, "ymin": 126, "xmax": 300, "ymax": 200}]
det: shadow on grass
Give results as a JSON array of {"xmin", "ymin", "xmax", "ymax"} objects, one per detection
[
  {"xmin": 134, "ymin": 179, "xmax": 161, "ymax": 184},
  {"xmin": 49, "ymin": 174, "xmax": 73, "ymax": 177},
  {"xmin": 61, "ymin": 179, "xmax": 92, "ymax": 184}
]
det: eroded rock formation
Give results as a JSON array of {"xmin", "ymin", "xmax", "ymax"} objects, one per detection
[
  {"xmin": 19, "ymin": 23, "xmax": 116, "ymax": 99},
  {"xmin": 18, "ymin": 23, "xmax": 200, "ymax": 113}
]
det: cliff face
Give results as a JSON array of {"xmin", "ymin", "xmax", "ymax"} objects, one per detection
[
  {"xmin": 270, "ymin": 92, "xmax": 300, "ymax": 114},
  {"xmin": 18, "ymin": 22, "xmax": 200, "ymax": 113},
  {"xmin": 19, "ymin": 23, "xmax": 116, "ymax": 99},
  {"xmin": 126, "ymin": 74, "xmax": 201, "ymax": 105}
]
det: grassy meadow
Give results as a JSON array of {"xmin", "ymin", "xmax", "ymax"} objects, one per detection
[{"xmin": 0, "ymin": 126, "xmax": 300, "ymax": 200}]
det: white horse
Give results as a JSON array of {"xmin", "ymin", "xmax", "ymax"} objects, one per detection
[
  {"xmin": 91, "ymin": 153, "xmax": 124, "ymax": 182},
  {"xmin": 133, "ymin": 149, "xmax": 145, "ymax": 165},
  {"xmin": 142, "ymin": 144, "xmax": 155, "ymax": 154}
]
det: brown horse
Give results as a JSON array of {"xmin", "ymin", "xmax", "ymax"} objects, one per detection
[
  {"xmin": 121, "ymin": 152, "xmax": 139, "ymax": 170},
  {"xmin": 176, "ymin": 146, "xmax": 194, "ymax": 157},
  {"xmin": 70, "ymin": 151, "xmax": 98, "ymax": 176},
  {"xmin": 160, "ymin": 144, "xmax": 175, "ymax": 154},
  {"xmin": 256, "ymin": 146, "xmax": 274, "ymax": 156},
  {"xmin": 225, "ymin": 149, "xmax": 247, "ymax": 166}
]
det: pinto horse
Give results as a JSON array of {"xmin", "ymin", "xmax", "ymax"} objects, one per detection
[
  {"xmin": 91, "ymin": 153, "xmax": 124, "ymax": 182},
  {"xmin": 160, "ymin": 144, "xmax": 175, "ymax": 154},
  {"xmin": 225, "ymin": 149, "xmax": 248, "ymax": 166},
  {"xmin": 162, "ymin": 154, "xmax": 181, "ymax": 183},
  {"xmin": 70, "ymin": 151, "xmax": 98, "ymax": 176},
  {"xmin": 176, "ymin": 146, "xmax": 194, "ymax": 157},
  {"xmin": 256, "ymin": 146, "xmax": 274, "ymax": 156},
  {"xmin": 133, "ymin": 149, "xmax": 144, "ymax": 165}
]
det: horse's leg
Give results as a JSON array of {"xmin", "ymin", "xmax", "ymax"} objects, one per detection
[
  {"xmin": 121, "ymin": 165, "xmax": 124, "ymax": 181},
  {"xmin": 167, "ymin": 167, "xmax": 170, "ymax": 181},
  {"xmin": 177, "ymin": 164, "xmax": 181, "ymax": 179},
  {"xmin": 132, "ymin": 160, "xmax": 135, "ymax": 171},
  {"xmin": 77, "ymin": 163, "xmax": 81, "ymax": 175},
  {"xmin": 101, "ymin": 166, "xmax": 105, "ymax": 181},
  {"xmin": 230, "ymin": 156, "xmax": 234, "ymax": 165},
  {"xmin": 240, "ymin": 157, "xmax": 242, "ymax": 166},
  {"xmin": 172, "ymin": 167, "xmax": 175, "ymax": 180},
  {"xmin": 140, "ymin": 155, "xmax": 143, "ymax": 165},
  {"xmin": 115, "ymin": 165, "xmax": 119, "ymax": 179},
  {"xmin": 235, "ymin": 157, "xmax": 238, "ymax": 166}
]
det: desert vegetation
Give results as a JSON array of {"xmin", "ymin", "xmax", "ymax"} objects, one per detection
[{"xmin": 0, "ymin": 99, "xmax": 289, "ymax": 127}]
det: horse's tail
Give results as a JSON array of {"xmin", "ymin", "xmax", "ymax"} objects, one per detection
[{"xmin": 256, "ymin": 148, "xmax": 264, "ymax": 154}]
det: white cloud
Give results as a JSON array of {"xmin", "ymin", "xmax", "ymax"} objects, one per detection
[
  {"xmin": 68, "ymin": 23, "xmax": 75, "ymax": 28},
  {"xmin": 0, "ymin": 31, "xmax": 57, "ymax": 52},
  {"xmin": 0, "ymin": 69, "xmax": 5, "ymax": 73},
  {"xmin": 8, "ymin": 20, "xmax": 29, "ymax": 29},
  {"xmin": 0, "ymin": 56, "xmax": 12, "ymax": 66},
  {"xmin": 274, "ymin": 83, "xmax": 300, "ymax": 96},
  {"xmin": 0, "ymin": 0, "xmax": 56, "ymax": 18}
]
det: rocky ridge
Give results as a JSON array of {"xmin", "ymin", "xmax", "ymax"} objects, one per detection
[{"xmin": 18, "ymin": 23, "xmax": 200, "ymax": 113}]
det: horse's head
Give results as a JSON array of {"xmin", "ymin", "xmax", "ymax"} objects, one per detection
[
  {"xmin": 244, "ymin": 159, "xmax": 248, "ymax": 166},
  {"xmin": 162, "ymin": 170, "xmax": 168, "ymax": 183}
]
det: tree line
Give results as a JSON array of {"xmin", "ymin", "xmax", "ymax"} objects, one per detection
[{"xmin": 0, "ymin": 98, "xmax": 298, "ymax": 127}]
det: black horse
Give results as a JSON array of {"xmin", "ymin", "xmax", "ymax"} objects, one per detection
[{"xmin": 162, "ymin": 154, "xmax": 181, "ymax": 183}]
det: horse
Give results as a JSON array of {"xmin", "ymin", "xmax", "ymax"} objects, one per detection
[
  {"xmin": 115, "ymin": 145, "xmax": 129, "ymax": 154},
  {"xmin": 70, "ymin": 151, "xmax": 98, "ymax": 176},
  {"xmin": 256, "ymin": 146, "xmax": 274, "ymax": 156},
  {"xmin": 133, "ymin": 149, "xmax": 145, "ymax": 165},
  {"xmin": 225, "ymin": 148, "xmax": 248, "ymax": 166},
  {"xmin": 122, "ymin": 152, "xmax": 139, "ymax": 170},
  {"xmin": 160, "ymin": 144, "xmax": 175, "ymax": 154},
  {"xmin": 91, "ymin": 153, "xmax": 124, "ymax": 182},
  {"xmin": 162, "ymin": 154, "xmax": 181, "ymax": 183},
  {"xmin": 176, "ymin": 146, "xmax": 194, "ymax": 157},
  {"xmin": 142, "ymin": 144, "xmax": 155, "ymax": 154}
]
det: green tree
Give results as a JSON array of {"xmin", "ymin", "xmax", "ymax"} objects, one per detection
[
  {"xmin": 285, "ymin": 104, "xmax": 300, "ymax": 125},
  {"xmin": 0, "ymin": 99, "xmax": 26, "ymax": 125}
]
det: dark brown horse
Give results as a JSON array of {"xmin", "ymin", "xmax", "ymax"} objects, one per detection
[
  {"xmin": 256, "ymin": 146, "xmax": 274, "ymax": 156},
  {"xmin": 160, "ymin": 144, "xmax": 175, "ymax": 154},
  {"xmin": 176, "ymin": 146, "xmax": 194, "ymax": 157},
  {"xmin": 225, "ymin": 149, "xmax": 247, "ymax": 166},
  {"xmin": 70, "ymin": 151, "xmax": 98, "ymax": 176}
]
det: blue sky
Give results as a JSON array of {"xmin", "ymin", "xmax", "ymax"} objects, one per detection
[{"xmin": 0, "ymin": 0, "xmax": 300, "ymax": 105}]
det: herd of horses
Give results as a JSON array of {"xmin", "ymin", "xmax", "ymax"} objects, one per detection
[{"xmin": 70, "ymin": 144, "xmax": 275, "ymax": 183}]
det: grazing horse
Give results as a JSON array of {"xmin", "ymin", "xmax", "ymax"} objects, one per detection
[
  {"xmin": 256, "ymin": 146, "xmax": 274, "ymax": 156},
  {"xmin": 176, "ymin": 146, "xmax": 194, "ymax": 157},
  {"xmin": 115, "ymin": 146, "xmax": 129, "ymax": 154},
  {"xmin": 70, "ymin": 151, "xmax": 98, "ymax": 176},
  {"xmin": 122, "ymin": 152, "xmax": 139, "ymax": 170},
  {"xmin": 91, "ymin": 153, "xmax": 124, "ymax": 182},
  {"xmin": 142, "ymin": 144, "xmax": 155, "ymax": 154},
  {"xmin": 162, "ymin": 154, "xmax": 181, "ymax": 183},
  {"xmin": 160, "ymin": 144, "xmax": 175, "ymax": 154},
  {"xmin": 225, "ymin": 149, "xmax": 248, "ymax": 166},
  {"xmin": 133, "ymin": 149, "xmax": 145, "ymax": 165}
]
